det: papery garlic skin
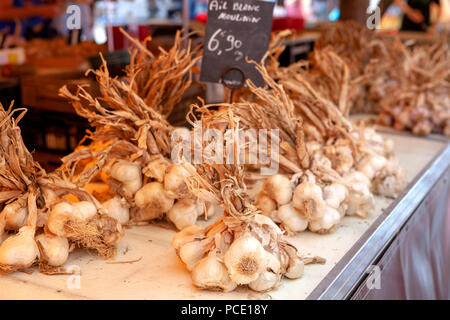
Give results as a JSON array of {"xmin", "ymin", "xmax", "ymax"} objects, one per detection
[
  {"xmin": 35, "ymin": 234, "xmax": 69, "ymax": 267},
  {"xmin": 255, "ymin": 193, "xmax": 277, "ymax": 217},
  {"xmin": 323, "ymin": 183, "xmax": 348, "ymax": 217},
  {"xmin": 110, "ymin": 161, "xmax": 142, "ymax": 197},
  {"xmin": 47, "ymin": 202, "xmax": 75, "ymax": 237},
  {"xmin": 224, "ymin": 235, "xmax": 267, "ymax": 285},
  {"xmin": 293, "ymin": 181, "xmax": 326, "ymax": 220},
  {"xmin": 278, "ymin": 203, "xmax": 308, "ymax": 233},
  {"xmin": 134, "ymin": 182, "xmax": 174, "ymax": 221},
  {"xmin": 72, "ymin": 201, "xmax": 97, "ymax": 221},
  {"xmin": 167, "ymin": 199, "xmax": 198, "ymax": 230},
  {"xmin": 172, "ymin": 225, "xmax": 202, "ymax": 252},
  {"xmin": 2, "ymin": 200, "xmax": 28, "ymax": 231},
  {"xmin": 358, "ymin": 155, "xmax": 388, "ymax": 180},
  {"xmin": 0, "ymin": 226, "xmax": 39, "ymax": 268},
  {"xmin": 179, "ymin": 239, "xmax": 207, "ymax": 271},
  {"xmin": 191, "ymin": 253, "xmax": 237, "ymax": 292},
  {"xmin": 102, "ymin": 197, "xmax": 130, "ymax": 224},
  {"xmin": 164, "ymin": 164, "xmax": 191, "ymax": 198},
  {"xmin": 248, "ymin": 271, "xmax": 280, "ymax": 292},
  {"xmin": 308, "ymin": 206, "xmax": 341, "ymax": 233},
  {"xmin": 262, "ymin": 174, "xmax": 292, "ymax": 206},
  {"xmin": 47, "ymin": 201, "xmax": 98, "ymax": 237},
  {"xmin": 344, "ymin": 171, "xmax": 374, "ymax": 217},
  {"xmin": 284, "ymin": 257, "xmax": 304, "ymax": 279}
]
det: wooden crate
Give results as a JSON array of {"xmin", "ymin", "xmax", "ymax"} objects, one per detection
[{"xmin": 20, "ymin": 71, "xmax": 98, "ymax": 114}]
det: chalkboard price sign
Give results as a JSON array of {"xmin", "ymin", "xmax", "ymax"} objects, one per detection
[{"xmin": 200, "ymin": 0, "xmax": 275, "ymax": 88}]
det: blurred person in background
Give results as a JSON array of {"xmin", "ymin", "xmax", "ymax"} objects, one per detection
[
  {"xmin": 0, "ymin": 0, "xmax": 62, "ymax": 39},
  {"xmin": 393, "ymin": 0, "xmax": 443, "ymax": 33}
]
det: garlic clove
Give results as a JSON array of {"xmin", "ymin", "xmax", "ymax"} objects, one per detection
[
  {"xmin": 47, "ymin": 202, "xmax": 74, "ymax": 237},
  {"xmin": 191, "ymin": 253, "xmax": 237, "ymax": 292},
  {"xmin": 111, "ymin": 161, "xmax": 143, "ymax": 197},
  {"xmin": 285, "ymin": 258, "xmax": 304, "ymax": 279},
  {"xmin": 35, "ymin": 233, "xmax": 69, "ymax": 267},
  {"xmin": 111, "ymin": 161, "xmax": 142, "ymax": 183},
  {"xmin": 262, "ymin": 175, "xmax": 293, "ymax": 206},
  {"xmin": 308, "ymin": 206, "xmax": 341, "ymax": 233},
  {"xmin": 253, "ymin": 214, "xmax": 283, "ymax": 235},
  {"xmin": 134, "ymin": 182, "xmax": 174, "ymax": 221},
  {"xmin": 323, "ymin": 183, "xmax": 348, "ymax": 210},
  {"xmin": 292, "ymin": 181, "xmax": 326, "ymax": 221},
  {"xmin": 0, "ymin": 226, "xmax": 39, "ymax": 268},
  {"xmin": 172, "ymin": 225, "xmax": 202, "ymax": 251},
  {"xmin": 101, "ymin": 197, "xmax": 130, "ymax": 224},
  {"xmin": 278, "ymin": 203, "xmax": 308, "ymax": 233},
  {"xmin": 122, "ymin": 179, "xmax": 143, "ymax": 198},
  {"xmin": 223, "ymin": 234, "xmax": 268, "ymax": 285},
  {"xmin": 255, "ymin": 192, "xmax": 277, "ymax": 217},
  {"xmin": 163, "ymin": 164, "xmax": 191, "ymax": 199},
  {"xmin": 2, "ymin": 200, "xmax": 28, "ymax": 231},
  {"xmin": 72, "ymin": 201, "xmax": 97, "ymax": 221},
  {"xmin": 167, "ymin": 199, "xmax": 198, "ymax": 230},
  {"xmin": 248, "ymin": 271, "xmax": 280, "ymax": 292},
  {"xmin": 179, "ymin": 239, "xmax": 208, "ymax": 271}
]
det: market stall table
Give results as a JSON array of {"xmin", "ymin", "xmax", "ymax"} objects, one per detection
[{"xmin": 0, "ymin": 129, "xmax": 448, "ymax": 300}]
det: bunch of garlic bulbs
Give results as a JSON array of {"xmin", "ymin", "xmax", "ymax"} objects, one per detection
[
  {"xmin": 172, "ymin": 162, "xmax": 320, "ymax": 293},
  {"xmin": 0, "ymin": 104, "xmax": 124, "ymax": 274},
  {"xmin": 87, "ymin": 158, "xmax": 218, "ymax": 230}
]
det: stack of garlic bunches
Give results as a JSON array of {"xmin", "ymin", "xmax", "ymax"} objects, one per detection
[
  {"xmin": 172, "ymin": 151, "xmax": 320, "ymax": 292},
  {"xmin": 200, "ymin": 60, "xmax": 405, "ymax": 236},
  {"xmin": 314, "ymin": 22, "xmax": 450, "ymax": 137},
  {"xmin": 59, "ymin": 31, "xmax": 217, "ymax": 230},
  {"xmin": 0, "ymin": 104, "xmax": 123, "ymax": 274}
]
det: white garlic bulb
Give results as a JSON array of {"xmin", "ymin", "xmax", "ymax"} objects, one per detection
[
  {"xmin": 102, "ymin": 197, "xmax": 130, "ymax": 224},
  {"xmin": 134, "ymin": 182, "xmax": 174, "ymax": 221},
  {"xmin": 172, "ymin": 225, "xmax": 202, "ymax": 252},
  {"xmin": 47, "ymin": 202, "xmax": 75, "ymax": 237},
  {"xmin": 47, "ymin": 201, "xmax": 97, "ymax": 237},
  {"xmin": 72, "ymin": 201, "xmax": 97, "ymax": 221},
  {"xmin": 358, "ymin": 155, "xmax": 387, "ymax": 180},
  {"xmin": 248, "ymin": 271, "xmax": 280, "ymax": 292},
  {"xmin": 262, "ymin": 174, "xmax": 293, "ymax": 206},
  {"xmin": 191, "ymin": 252, "xmax": 237, "ymax": 292},
  {"xmin": 2, "ymin": 199, "xmax": 28, "ymax": 231},
  {"xmin": 0, "ymin": 226, "xmax": 39, "ymax": 268},
  {"xmin": 167, "ymin": 199, "xmax": 199, "ymax": 230},
  {"xmin": 164, "ymin": 164, "xmax": 191, "ymax": 198},
  {"xmin": 179, "ymin": 239, "xmax": 207, "ymax": 271},
  {"xmin": 323, "ymin": 183, "xmax": 348, "ymax": 210},
  {"xmin": 110, "ymin": 161, "xmax": 142, "ymax": 197},
  {"xmin": 35, "ymin": 233, "xmax": 69, "ymax": 267},
  {"xmin": 278, "ymin": 203, "xmax": 308, "ymax": 233},
  {"xmin": 308, "ymin": 206, "xmax": 341, "ymax": 233},
  {"xmin": 223, "ymin": 235, "xmax": 268, "ymax": 285},
  {"xmin": 344, "ymin": 171, "xmax": 374, "ymax": 217},
  {"xmin": 292, "ymin": 181, "xmax": 326, "ymax": 220},
  {"xmin": 255, "ymin": 192, "xmax": 277, "ymax": 217}
]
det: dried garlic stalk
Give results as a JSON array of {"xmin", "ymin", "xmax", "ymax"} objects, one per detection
[{"xmin": 59, "ymin": 32, "xmax": 215, "ymax": 230}]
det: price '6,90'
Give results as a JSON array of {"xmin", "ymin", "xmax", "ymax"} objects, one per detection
[{"xmin": 207, "ymin": 28, "xmax": 244, "ymax": 62}]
